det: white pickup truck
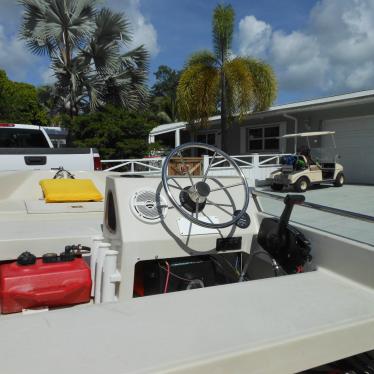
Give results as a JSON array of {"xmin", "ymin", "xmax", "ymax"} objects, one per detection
[{"xmin": 0, "ymin": 123, "xmax": 102, "ymax": 171}]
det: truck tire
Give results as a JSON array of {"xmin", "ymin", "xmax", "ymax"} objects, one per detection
[
  {"xmin": 294, "ymin": 177, "xmax": 309, "ymax": 192},
  {"xmin": 334, "ymin": 172, "xmax": 345, "ymax": 187},
  {"xmin": 270, "ymin": 183, "xmax": 283, "ymax": 191}
]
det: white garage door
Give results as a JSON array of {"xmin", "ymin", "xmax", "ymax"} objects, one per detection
[{"xmin": 323, "ymin": 115, "xmax": 374, "ymax": 184}]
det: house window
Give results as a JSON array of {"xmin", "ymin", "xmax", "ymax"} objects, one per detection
[
  {"xmin": 247, "ymin": 125, "xmax": 279, "ymax": 152},
  {"xmin": 196, "ymin": 132, "xmax": 216, "ymax": 156},
  {"xmin": 197, "ymin": 132, "xmax": 216, "ymax": 145}
]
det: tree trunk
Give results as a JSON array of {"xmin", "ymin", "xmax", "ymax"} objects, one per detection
[
  {"xmin": 220, "ymin": 68, "xmax": 228, "ymax": 153},
  {"xmin": 189, "ymin": 126, "xmax": 197, "ymax": 157},
  {"xmin": 62, "ymin": 24, "xmax": 74, "ymax": 119}
]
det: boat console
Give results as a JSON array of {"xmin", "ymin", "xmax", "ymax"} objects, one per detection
[{"xmin": 97, "ymin": 143, "xmax": 314, "ymax": 301}]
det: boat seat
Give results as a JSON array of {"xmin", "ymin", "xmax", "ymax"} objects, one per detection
[{"xmin": 39, "ymin": 179, "xmax": 103, "ymax": 203}]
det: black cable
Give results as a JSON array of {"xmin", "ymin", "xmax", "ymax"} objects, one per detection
[
  {"xmin": 209, "ymin": 254, "xmax": 240, "ymax": 282},
  {"xmin": 239, "ymin": 250, "xmax": 284, "ymax": 281}
]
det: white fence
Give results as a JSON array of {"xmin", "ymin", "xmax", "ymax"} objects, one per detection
[
  {"xmin": 202, "ymin": 153, "xmax": 292, "ymax": 186},
  {"xmin": 102, "ymin": 153, "xmax": 292, "ymax": 186},
  {"xmin": 102, "ymin": 157, "xmax": 163, "ymax": 175}
]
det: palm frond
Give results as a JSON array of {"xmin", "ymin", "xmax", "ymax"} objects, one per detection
[
  {"xmin": 47, "ymin": 0, "xmax": 96, "ymax": 48},
  {"xmin": 19, "ymin": 0, "xmax": 51, "ymax": 55},
  {"xmin": 185, "ymin": 50, "xmax": 217, "ymax": 68},
  {"xmin": 19, "ymin": 0, "xmax": 97, "ymax": 57},
  {"xmin": 103, "ymin": 74, "xmax": 148, "ymax": 111},
  {"xmin": 102, "ymin": 49, "xmax": 149, "ymax": 111},
  {"xmin": 223, "ymin": 57, "xmax": 254, "ymax": 119},
  {"xmin": 84, "ymin": 8, "xmax": 134, "ymax": 75},
  {"xmin": 212, "ymin": 4, "xmax": 234, "ymax": 62},
  {"xmin": 177, "ymin": 63, "xmax": 219, "ymax": 127},
  {"xmin": 84, "ymin": 40, "xmax": 120, "ymax": 75},
  {"xmin": 243, "ymin": 57, "xmax": 277, "ymax": 112},
  {"xmin": 19, "ymin": 0, "xmax": 150, "ymax": 114},
  {"xmin": 156, "ymin": 111, "xmax": 173, "ymax": 124},
  {"xmin": 121, "ymin": 45, "xmax": 149, "ymax": 71},
  {"xmin": 94, "ymin": 8, "xmax": 131, "ymax": 46}
]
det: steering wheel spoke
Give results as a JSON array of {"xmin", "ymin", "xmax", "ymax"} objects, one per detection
[
  {"xmin": 202, "ymin": 151, "xmax": 217, "ymax": 182},
  {"xmin": 177, "ymin": 151, "xmax": 195, "ymax": 188},
  {"xmin": 210, "ymin": 182, "xmax": 244, "ymax": 192},
  {"xmin": 206, "ymin": 198, "xmax": 233, "ymax": 216},
  {"xmin": 195, "ymin": 197, "xmax": 199, "ymax": 219},
  {"xmin": 168, "ymin": 183, "xmax": 183, "ymax": 191}
]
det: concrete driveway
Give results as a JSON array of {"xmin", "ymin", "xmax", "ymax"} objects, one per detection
[{"xmin": 256, "ymin": 184, "xmax": 374, "ymax": 245}]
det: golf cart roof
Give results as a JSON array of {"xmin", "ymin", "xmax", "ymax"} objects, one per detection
[{"xmin": 281, "ymin": 131, "xmax": 335, "ymax": 139}]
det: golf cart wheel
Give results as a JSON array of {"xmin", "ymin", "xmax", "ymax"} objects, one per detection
[
  {"xmin": 270, "ymin": 183, "xmax": 283, "ymax": 191},
  {"xmin": 334, "ymin": 172, "xmax": 345, "ymax": 187},
  {"xmin": 294, "ymin": 177, "xmax": 309, "ymax": 193}
]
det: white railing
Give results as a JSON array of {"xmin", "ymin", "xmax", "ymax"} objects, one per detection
[
  {"xmin": 101, "ymin": 157, "xmax": 163, "ymax": 174},
  {"xmin": 202, "ymin": 153, "xmax": 292, "ymax": 186},
  {"xmin": 102, "ymin": 153, "xmax": 292, "ymax": 186}
]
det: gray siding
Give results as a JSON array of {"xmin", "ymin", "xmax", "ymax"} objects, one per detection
[{"xmin": 204, "ymin": 102, "xmax": 374, "ymax": 154}]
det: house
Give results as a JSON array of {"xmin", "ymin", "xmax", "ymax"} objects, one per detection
[{"xmin": 149, "ymin": 89, "xmax": 374, "ymax": 184}]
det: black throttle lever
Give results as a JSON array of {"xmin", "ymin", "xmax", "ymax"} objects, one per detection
[
  {"xmin": 257, "ymin": 194, "xmax": 312, "ymax": 274},
  {"xmin": 277, "ymin": 194, "xmax": 305, "ymax": 247}
]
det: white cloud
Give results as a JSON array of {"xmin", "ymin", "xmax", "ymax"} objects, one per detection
[
  {"xmin": 238, "ymin": 16, "xmax": 271, "ymax": 58},
  {"xmin": 237, "ymin": 0, "xmax": 374, "ymax": 95},
  {"xmin": 271, "ymin": 30, "xmax": 329, "ymax": 91},
  {"xmin": 345, "ymin": 62, "xmax": 374, "ymax": 90},
  {"xmin": 0, "ymin": 25, "xmax": 40, "ymax": 82},
  {"xmin": 106, "ymin": 0, "xmax": 159, "ymax": 56},
  {"xmin": 0, "ymin": 1, "xmax": 55, "ymax": 85},
  {"xmin": 40, "ymin": 67, "xmax": 56, "ymax": 85}
]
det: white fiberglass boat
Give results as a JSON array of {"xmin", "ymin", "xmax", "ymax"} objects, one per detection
[{"xmin": 0, "ymin": 143, "xmax": 373, "ymax": 374}]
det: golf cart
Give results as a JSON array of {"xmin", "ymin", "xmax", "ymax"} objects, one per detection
[{"xmin": 268, "ymin": 131, "xmax": 344, "ymax": 192}]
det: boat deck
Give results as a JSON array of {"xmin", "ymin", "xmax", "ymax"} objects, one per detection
[
  {"xmin": 0, "ymin": 211, "xmax": 103, "ymax": 258},
  {"xmin": 0, "ymin": 170, "xmax": 108, "ymax": 258},
  {"xmin": 0, "ymin": 268, "xmax": 373, "ymax": 374}
]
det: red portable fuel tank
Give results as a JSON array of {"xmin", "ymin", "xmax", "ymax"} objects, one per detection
[{"xmin": 0, "ymin": 249, "xmax": 92, "ymax": 314}]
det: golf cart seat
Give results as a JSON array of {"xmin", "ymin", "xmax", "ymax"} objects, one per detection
[
  {"xmin": 298, "ymin": 145, "xmax": 317, "ymax": 166},
  {"xmin": 295, "ymin": 155, "xmax": 309, "ymax": 170}
]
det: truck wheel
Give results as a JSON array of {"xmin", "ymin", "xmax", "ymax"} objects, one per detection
[
  {"xmin": 294, "ymin": 177, "xmax": 309, "ymax": 192},
  {"xmin": 334, "ymin": 172, "xmax": 345, "ymax": 187},
  {"xmin": 271, "ymin": 183, "xmax": 283, "ymax": 191}
]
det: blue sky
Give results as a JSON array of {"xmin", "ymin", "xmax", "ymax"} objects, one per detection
[
  {"xmin": 145, "ymin": 1, "xmax": 312, "ymax": 72},
  {"xmin": 1, "ymin": 0, "xmax": 374, "ymax": 105}
]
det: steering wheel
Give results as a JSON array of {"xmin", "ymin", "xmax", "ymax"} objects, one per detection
[{"xmin": 161, "ymin": 143, "xmax": 249, "ymax": 229}]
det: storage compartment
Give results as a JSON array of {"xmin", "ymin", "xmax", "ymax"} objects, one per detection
[
  {"xmin": 0, "ymin": 253, "xmax": 92, "ymax": 314},
  {"xmin": 133, "ymin": 253, "xmax": 245, "ymax": 297}
]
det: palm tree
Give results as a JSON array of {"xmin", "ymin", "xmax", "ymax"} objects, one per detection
[
  {"xmin": 19, "ymin": 0, "xmax": 149, "ymax": 117},
  {"xmin": 177, "ymin": 4, "xmax": 277, "ymax": 151}
]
